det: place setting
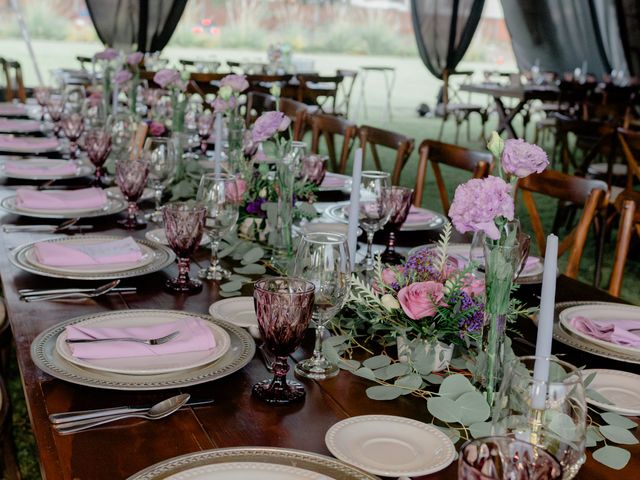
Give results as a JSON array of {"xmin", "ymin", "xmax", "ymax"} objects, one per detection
[{"xmin": 0, "ymin": 157, "xmax": 94, "ymax": 180}]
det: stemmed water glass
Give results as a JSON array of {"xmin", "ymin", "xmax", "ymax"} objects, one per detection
[
  {"xmin": 115, "ymin": 156, "xmax": 149, "ymax": 230},
  {"xmin": 109, "ymin": 111, "xmax": 137, "ymax": 153},
  {"xmin": 252, "ymin": 277, "xmax": 315, "ymax": 404},
  {"xmin": 163, "ymin": 202, "xmax": 206, "ymax": 294},
  {"xmin": 196, "ymin": 173, "xmax": 241, "ymax": 280},
  {"xmin": 358, "ymin": 171, "xmax": 392, "ymax": 272},
  {"xmin": 46, "ymin": 94, "xmax": 66, "ymax": 137},
  {"xmin": 85, "ymin": 127, "xmax": 112, "ymax": 186},
  {"xmin": 197, "ymin": 110, "xmax": 214, "ymax": 156},
  {"xmin": 60, "ymin": 112, "xmax": 85, "ymax": 160},
  {"xmin": 34, "ymin": 86, "xmax": 51, "ymax": 121},
  {"xmin": 143, "ymin": 137, "xmax": 177, "ymax": 223},
  {"xmin": 380, "ymin": 186, "xmax": 414, "ymax": 265},
  {"xmin": 492, "ymin": 356, "xmax": 587, "ymax": 479},
  {"xmin": 293, "ymin": 232, "xmax": 351, "ymax": 380}
]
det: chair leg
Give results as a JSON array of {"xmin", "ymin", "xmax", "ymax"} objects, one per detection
[
  {"xmin": 594, "ymin": 213, "xmax": 606, "ymax": 287},
  {"xmin": 437, "ymin": 114, "xmax": 447, "ymax": 141}
]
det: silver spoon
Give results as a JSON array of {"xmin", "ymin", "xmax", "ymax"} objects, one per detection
[{"xmin": 54, "ymin": 393, "xmax": 190, "ymax": 434}]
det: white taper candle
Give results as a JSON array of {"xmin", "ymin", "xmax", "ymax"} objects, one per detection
[
  {"xmin": 347, "ymin": 148, "xmax": 363, "ymax": 270},
  {"xmin": 213, "ymin": 111, "xmax": 223, "ymax": 174}
]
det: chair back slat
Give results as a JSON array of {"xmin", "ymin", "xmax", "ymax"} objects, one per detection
[
  {"xmin": 359, "ymin": 125, "xmax": 414, "ymax": 185},
  {"xmin": 245, "ymin": 92, "xmax": 276, "ymax": 125},
  {"xmin": 310, "ymin": 113, "xmax": 357, "ymax": 173},
  {"xmin": 279, "ymin": 97, "xmax": 311, "ymax": 141},
  {"xmin": 617, "ymin": 128, "xmax": 640, "ymax": 189}
]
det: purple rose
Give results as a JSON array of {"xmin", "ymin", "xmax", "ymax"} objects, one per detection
[
  {"xmin": 449, "ymin": 176, "xmax": 515, "ymax": 240},
  {"xmin": 94, "ymin": 48, "xmax": 118, "ymax": 61},
  {"xmin": 127, "ymin": 51, "xmax": 144, "ymax": 66},
  {"xmin": 251, "ymin": 111, "xmax": 290, "ymax": 143},
  {"xmin": 219, "ymin": 74, "xmax": 249, "ymax": 93},
  {"xmin": 501, "ymin": 138, "xmax": 549, "ymax": 178},
  {"xmin": 148, "ymin": 121, "xmax": 166, "ymax": 137},
  {"xmin": 113, "ymin": 69, "xmax": 133, "ymax": 85},
  {"xmin": 153, "ymin": 68, "xmax": 182, "ymax": 89}
]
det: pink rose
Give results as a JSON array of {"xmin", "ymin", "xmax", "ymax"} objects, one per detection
[
  {"xmin": 225, "ymin": 179, "xmax": 247, "ymax": 203},
  {"xmin": 252, "ymin": 111, "xmax": 290, "ymax": 143},
  {"xmin": 501, "ymin": 138, "xmax": 549, "ymax": 178},
  {"xmin": 113, "ymin": 69, "xmax": 133, "ymax": 85},
  {"xmin": 219, "ymin": 74, "xmax": 249, "ymax": 93},
  {"xmin": 127, "ymin": 51, "xmax": 144, "ymax": 66},
  {"xmin": 153, "ymin": 68, "xmax": 182, "ymax": 89},
  {"xmin": 148, "ymin": 122, "xmax": 166, "ymax": 137},
  {"xmin": 212, "ymin": 96, "xmax": 229, "ymax": 113},
  {"xmin": 95, "ymin": 48, "xmax": 118, "ymax": 61},
  {"xmin": 381, "ymin": 267, "xmax": 403, "ymax": 286},
  {"xmin": 461, "ymin": 275, "xmax": 485, "ymax": 297},
  {"xmin": 397, "ymin": 281, "xmax": 446, "ymax": 320}
]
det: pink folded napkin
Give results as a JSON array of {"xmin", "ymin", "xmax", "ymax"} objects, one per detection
[
  {"xmin": 16, "ymin": 187, "xmax": 107, "ymax": 210},
  {"xmin": 569, "ymin": 316, "xmax": 640, "ymax": 348},
  {"xmin": 65, "ymin": 317, "xmax": 217, "ymax": 359},
  {"xmin": 0, "ymin": 118, "xmax": 40, "ymax": 132},
  {"xmin": 0, "ymin": 136, "xmax": 59, "ymax": 151},
  {"xmin": 321, "ymin": 174, "xmax": 347, "ymax": 188},
  {"xmin": 522, "ymin": 256, "xmax": 541, "ymax": 274},
  {"xmin": 0, "ymin": 103, "xmax": 27, "ymax": 116},
  {"xmin": 405, "ymin": 206, "xmax": 435, "ymax": 225},
  {"xmin": 4, "ymin": 159, "xmax": 76, "ymax": 176},
  {"xmin": 33, "ymin": 237, "xmax": 143, "ymax": 267}
]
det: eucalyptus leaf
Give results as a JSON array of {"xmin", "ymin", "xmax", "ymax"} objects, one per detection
[
  {"xmin": 338, "ymin": 359, "xmax": 360, "ymax": 372},
  {"xmin": 234, "ymin": 264, "xmax": 267, "ymax": 275},
  {"xmin": 601, "ymin": 412, "xmax": 638, "ymax": 430},
  {"xmin": 455, "ymin": 391, "xmax": 491, "ymax": 425},
  {"xmin": 363, "ymin": 355, "xmax": 391, "ymax": 370},
  {"xmin": 583, "ymin": 371, "xmax": 597, "ymax": 388},
  {"xmin": 394, "ymin": 373, "xmax": 423, "ymax": 393},
  {"xmin": 366, "ymin": 385, "xmax": 404, "ymax": 401},
  {"xmin": 599, "ymin": 425, "xmax": 639, "ymax": 445},
  {"xmin": 229, "ymin": 274, "xmax": 252, "ymax": 283},
  {"xmin": 586, "ymin": 388, "xmax": 613, "ymax": 405},
  {"xmin": 220, "ymin": 280, "xmax": 242, "ymax": 292},
  {"xmin": 434, "ymin": 425, "xmax": 461, "ymax": 444},
  {"xmin": 219, "ymin": 291, "xmax": 242, "ymax": 298},
  {"xmin": 322, "ymin": 342, "xmax": 341, "ymax": 365},
  {"xmin": 547, "ymin": 411, "xmax": 579, "ymax": 443},
  {"xmin": 353, "ymin": 367, "xmax": 376, "ymax": 381},
  {"xmin": 586, "ymin": 426, "xmax": 604, "ymax": 448},
  {"xmin": 325, "ymin": 335, "xmax": 348, "ymax": 347},
  {"xmin": 374, "ymin": 363, "xmax": 411, "ymax": 381},
  {"xmin": 296, "ymin": 202, "xmax": 318, "ymax": 217},
  {"xmin": 427, "ymin": 396, "xmax": 461, "ymax": 423},
  {"xmin": 438, "ymin": 374, "xmax": 475, "ymax": 400},
  {"xmin": 241, "ymin": 246, "xmax": 265, "ymax": 265},
  {"xmin": 449, "ymin": 357, "xmax": 468, "ymax": 370},
  {"xmin": 423, "ymin": 373, "xmax": 444, "ymax": 385},
  {"xmin": 469, "ymin": 422, "xmax": 492, "ymax": 439},
  {"xmin": 592, "ymin": 445, "xmax": 631, "ymax": 470}
]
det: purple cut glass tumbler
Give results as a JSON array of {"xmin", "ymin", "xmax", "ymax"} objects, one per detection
[
  {"xmin": 381, "ymin": 186, "xmax": 414, "ymax": 265},
  {"xmin": 116, "ymin": 157, "xmax": 149, "ymax": 230},
  {"xmin": 253, "ymin": 277, "xmax": 315, "ymax": 404}
]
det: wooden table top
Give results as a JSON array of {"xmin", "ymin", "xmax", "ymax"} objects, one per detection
[
  {"xmin": 0, "ymin": 186, "xmax": 638, "ymax": 480},
  {"xmin": 459, "ymin": 83, "xmax": 560, "ymax": 102}
]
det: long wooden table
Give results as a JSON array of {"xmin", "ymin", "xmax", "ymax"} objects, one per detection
[{"xmin": 0, "ymin": 189, "xmax": 639, "ymax": 479}]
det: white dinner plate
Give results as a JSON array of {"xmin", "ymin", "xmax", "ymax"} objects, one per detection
[
  {"xmin": 0, "ymin": 194, "xmax": 127, "ymax": 219},
  {"xmin": 0, "ymin": 158, "xmax": 94, "ymax": 180},
  {"xmin": 319, "ymin": 172, "xmax": 350, "ymax": 192},
  {"xmin": 23, "ymin": 238, "xmax": 156, "ymax": 274},
  {"xmin": 209, "ymin": 297, "xmax": 257, "ymax": 329},
  {"xmin": 146, "ymin": 228, "xmax": 210, "ymax": 246},
  {"xmin": 323, "ymin": 202, "xmax": 446, "ymax": 232},
  {"xmin": 325, "ymin": 415, "xmax": 456, "ymax": 477},
  {"xmin": 559, "ymin": 304, "xmax": 640, "ymax": 357},
  {"xmin": 165, "ymin": 462, "xmax": 332, "ymax": 480},
  {"xmin": 583, "ymin": 369, "xmax": 640, "ymax": 416},
  {"xmin": 54, "ymin": 311, "xmax": 231, "ymax": 376}
]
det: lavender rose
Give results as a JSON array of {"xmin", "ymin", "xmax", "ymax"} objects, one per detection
[
  {"xmin": 251, "ymin": 111, "xmax": 290, "ymax": 143},
  {"xmin": 153, "ymin": 68, "xmax": 182, "ymax": 89},
  {"xmin": 94, "ymin": 48, "xmax": 118, "ymax": 61},
  {"xmin": 449, "ymin": 176, "xmax": 515, "ymax": 240},
  {"xmin": 113, "ymin": 69, "xmax": 133, "ymax": 85},
  {"xmin": 219, "ymin": 74, "xmax": 249, "ymax": 93},
  {"xmin": 212, "ymin": 96, "xmax": 229, "ymax": 113},
  {"xmin": 127, "ymin": 51, "xmax": 144, "ymax": 66},
  {"xmin": 501, "ymin": 138, "xmax": 549, "ymax": 178},
  {"xmin": 397, "ymin": 281, "xmax": 445, "ymax": 320}
]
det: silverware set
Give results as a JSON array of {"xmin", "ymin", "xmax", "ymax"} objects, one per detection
[
  {"xmin": 3, "ymin": 218, "xmax": 92, "ymax": 234},
  {"xmin": 65, "ymin": 330, "xmax": 179, "ymax": 346},
  {"xmin": 19, "ymin": 280, "xmax": 136, "ymax": 302}
]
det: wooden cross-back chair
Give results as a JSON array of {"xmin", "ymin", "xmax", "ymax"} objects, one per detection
[
  {"xmin": 279, "ymin": 97, "xmax": 311, "ymax": 141},
  {"xmin": 414, "ymin": 139, "xmax": 492, "ymax": 210},
  {"xmin": 310, "ymin": 113, "xmax": 358, "ymax": 174},
  {"xmin": 358, "ymin": 125, "xmax": 415, "ymax": 185},
  {"xmin": 245, "ymin": 74, "xmax": 293, "ymax": 95},
  {"xmin": 335, "ymin": 69, "xmax": 357, "ymax": 117},
  {"xmin": 609, "ymin": 195, "xmax": 638, "ymax": 297},
  {"xmin": 245, "ymin": 92, "xmax": 276, "ymax": 126},
  {"xmin": 437, "ymin": 69, "xmax": 486, "ymax": 143},
  {"xmin": 297, "ymin": 74, "xmax": 343, "ymax": 114},
  {"xmin": 617, "ymin": 128, "xmax": 640, "ymax": 191},
  {"xmin": 1, "ymin": 58, "xmax": 26, "ymax": 103},
  {"xmin": 516, "ymin": 169, "xmax": 609, "ymax": 281}
]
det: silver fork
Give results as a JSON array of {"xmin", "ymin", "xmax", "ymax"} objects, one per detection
[
  {"xmin": 21, "ymin": 279, "xmax": 121, "ymax": 302},
  {"xmin": 65, "ymin": 331, "xmax": 180, "ymax": 346}
]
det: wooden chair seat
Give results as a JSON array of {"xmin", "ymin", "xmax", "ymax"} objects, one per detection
[
  {"xmin": 358, "ymin": 125, "xmax": 414, "ymax": 185},
  {"xmin": 310, "ymin": 113, "xmax": 358, "ymax": 173}
]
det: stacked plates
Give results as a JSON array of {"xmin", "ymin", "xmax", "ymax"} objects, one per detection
[
  {"xmin": 323, "ymin": 201, "xmax": 446, "ymax": 231},
  {"xmin": 31, "ymin": 310, "xmax": 255, "ymax": 391}
]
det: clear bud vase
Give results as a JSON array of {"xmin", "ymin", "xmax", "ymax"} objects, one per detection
[
  {"xmin": 226, "ymin": 120, "xmax": 245, "ymax": 175},
  {"xmin": 271, "ymin": 157, "xmax": 295, "ymax": 263}
]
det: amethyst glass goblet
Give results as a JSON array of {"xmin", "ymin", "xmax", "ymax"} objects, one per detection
[
  {"xmin": 85, "ymin": 127, "xmax": 112, "ymax": 186},
  {"xmin": 300, "ymin": 154, "xmax": 327, "ymax": 185},
  {"xmin": 197, "ymin": 111, "xmax": 214, "ymax": 156},
  {"xmin": 116, "ymin": 158, "xmax": 149, "ymax": 230},
  {"xmin": 458, "ymin": 436, "xmax": 563, "ymax": 480},
  {"xmin": 380, "ymin": 186, "xmax": 414, "ymax": 265},
  {"xmin": 60, "ymin": 112, "xmax": 85, "ymax": 160},
  {"xmin": 163, "ymin": 202, "xmax": 206, "ymax": 294},
  {"xmin": 253, "ymin": 277, "xmax": 315, "ymax": 404},
  {"xmin": 34, "ymin": 86, "xmax": 51, "ymax": 121},
  {"xmin": 46, "ymin": 95, "xmax": 65, "ymax": 137}
]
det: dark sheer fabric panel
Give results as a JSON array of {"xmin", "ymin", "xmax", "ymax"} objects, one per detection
[
  {"xmin": 410, "ymin": 0, "xmax": 485, "ymax": 79},
  {"xmin": 616, "ymin": 0, "xmax": 640, "ymax": 76},
  {"xmin": 85, "ymin": 0, "xmax": 188, "ymax": 52},
  {"xmin": 501, "ymin": 0, "xmax": 626, "ymax": 77}
]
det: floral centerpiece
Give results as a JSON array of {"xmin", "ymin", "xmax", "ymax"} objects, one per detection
[
  {"xmin": 153, "ymin": 68, "xmax": 188, "ymax": 133},
  {"xmin": 112, "ymin": 51, "xmax": 144, "ymax": 115},
  {"xmin": 213, "ymin": 74, "xmax": 249, "ymax": 174},
  {"xmin": 94, "ymin": 47, "xmax": 119, "ymax": 115}
]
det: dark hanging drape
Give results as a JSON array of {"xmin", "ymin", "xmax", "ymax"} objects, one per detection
[
  {"xmin": 410, "ymin": 0, "xmax": 485, "ymax": 79},
  {"xmin": 85, "ymin": 0, "xmax": 188, "ymax": 52},
  {"xmin": 500, "ymin": 0, "xmax": 627, "ymax": 78},
  {"xmin": 616, "ymin": 0, "xmax": 640, "ymax": 76}
]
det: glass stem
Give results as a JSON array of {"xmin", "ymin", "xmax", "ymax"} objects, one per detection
[
  {"xmin": 176, "ymin": 257, "xmax": 191, "ymax": 285},
  {"xmin": 209, "ymin": 239, "xmax": 220, "ymax": 272},
  {"xmin": 154, "ymin": 186, "xmax": 163, "ymax": 212},
  {"xmin": 365, "ymin": 231, "xmax": 375, "ymax": 269},
  {"xmin": 127, "ymin": 201, "xmax": 138, "ymax": 223},
  {"xmin": 312, "ymin": 323, "xmax": 326, "ymax": 363},
  {"xmin": 269, "ymin": 355, "xmax": 290, "ymax": 392}
]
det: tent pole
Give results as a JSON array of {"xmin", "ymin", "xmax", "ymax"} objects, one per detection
[{"xmin": 9, "ymin": 0, "xmax": 45, "ymax": 86}]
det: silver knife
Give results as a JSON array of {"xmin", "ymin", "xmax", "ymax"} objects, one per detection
[
  {"xmin": 3, "ymin": 225, "xmax": 93, "ymax": 233},
  {"xmin": 20, "ymin": 287, "xmax": 136, "ymax": 296}
]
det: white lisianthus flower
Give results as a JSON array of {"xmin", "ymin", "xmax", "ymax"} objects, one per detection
[{"xmin": 381, "ymin": 294, "xmax": 400, "ymax": 311}]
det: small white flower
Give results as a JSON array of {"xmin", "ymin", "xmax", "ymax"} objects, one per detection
[
  {"xmin": 381, "ymin": 294, "xmax": 400, "ymax": 311},
  {"xmin": 259, "ymin": 187, "xmax": 267, "ymax": 198}
]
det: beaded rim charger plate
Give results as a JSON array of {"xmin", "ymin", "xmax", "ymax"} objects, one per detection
[
  {"xmin": 30, "ymin": 310, "xmax": 255, "ymax": 391},
  {"xmin": 126, "ymin": 447, "xmax": 380, "ymax": 480},
  {"xmin": 0, "ymin": 195, "xmax": 127, "ymax": 219}
]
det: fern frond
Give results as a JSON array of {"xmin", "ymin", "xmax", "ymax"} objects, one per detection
[{"xmin": 433, "ymin": 222, "xmax": 452, "ymax": 274}]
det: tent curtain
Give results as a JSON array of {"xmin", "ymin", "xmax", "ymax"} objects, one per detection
[
  {"xmin": 501, "ymin": 0, "xmax": 627, "ymax": 78},
  {"xmin": 85, "ymin": 0, "xmax": 188, "ymax": 52},
  {"xmin": 616, "ymin": 0, "xmax": 640, "ymax": 76},
  {"xmin": 410, "ymin": 0, "xmax": 485, "ymax": 80}
]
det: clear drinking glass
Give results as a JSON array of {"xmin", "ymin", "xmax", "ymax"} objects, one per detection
[
  {"xmin": 85, "ymin": 127, "xmax": 112, "ymax": 186},
  {"xmin": 293, "ymin": 232, "xmax": 351, "ymax": 380},
  {"xmin": 109, "ymin": 111, "xmax": 137, "ymax": 152},
  {"xmin": 253, "ymin": 277, "xmax": 315, "ymax": 404},
  {"xmin": 60, "ymin": 112, "xmax": 85, "ymax": 160},
  {"xmin": 358, "ymin": 171, "xmax": 392, "ymax": 272},
  {"xmin": 143, "ymin": 137, "xmax": 177, "ymax": 223},
  {"xmin": 380, "ymin": 186, "xmax": 414, "ymax": 265},
  {"xmin": 491, "ymin": 356, "xmax": 587, "ymax": 479},
  {"xmin": 196, "ymin": 173, "xmax": 241, "ymax": 280},
  {"xmin": 115, "ymin": 156, "xmax": 149, "ymax": 230},
  {"xmin": 163, "ymin": 202, "xmax": 206, "ymax": 294},
  {"xmin": 459, "ymin": 436, "xmax": 563, "ymax": 480}
]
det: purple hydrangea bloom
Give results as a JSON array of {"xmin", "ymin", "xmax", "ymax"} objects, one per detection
[
  {"xmin": 94, "ymin": 48, "xmax": 118, "ymax": 61},
  {"xmin": 251, "ymin": 111, "xmax": 290, "ymax": 143},
  {"xmin": 501, "ymin": 138, "xmax": 549, "ymax": 178},
  {"xmin": 153, "ymin": 68, "xmax": 182, "ymax": 89},
  {"xmin": 127, "ymin": 51, "xmax": 144, "ymax": 66},
  {"xmin": 113, "ymin": 69, "xmax": 133, "ymax": 85},
  {"xmin": 449, "ymin": 176, "xmax": 515, "ymax": 240},
  {"xmin": 220, "ymin": 74, "xmax": 249, "ymax": 93},
  {"xmin": 456, "ymin": 292, "xmax": 484, "ymax": 337},
  {"xmin": 246, "ymin": 198, "xmax": 267, "ymax": 217}
]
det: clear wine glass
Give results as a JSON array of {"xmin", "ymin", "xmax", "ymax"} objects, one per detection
[
  {"xmin": 85, "ymin": 127, "xmax": 112, "ymax": 186},
  {"xmin": 115, "ymin": 156, "xmax": 149, "ymax": 230},
  {"xmin": 358, "ymin": 171, "xmax": 392, "ymax": 272},
  {"xmin": 293, "ymin": 232, "xmax": 351, "ymax": 380},
  {"xmin": 492, "ymin": 356, "xmax": 587, "ymax": 479},
  {"xmin": 109, "ymin": 111, "xmax": 137, "ymax": 153},
  {"xmin": 253, "ymin": 277, "xmax": 315, "ymax": 404},
  {"xmin": 380, "ymin": 186, "xmax": 414, "ymax": 265},
  {"xmin": 196, "ymin": 173, "xmax": 241, "ymax": 280},
  {"xmin": 163, "ymin": 202, "xmax": 206, "ymax": 294},
  {"xmin": 60, "ymin": 112, "xmax": 85, "ymax": 160},
  {"xmin": 143, "ymin": 137, "xmax": 177, "ymax": 224}
]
